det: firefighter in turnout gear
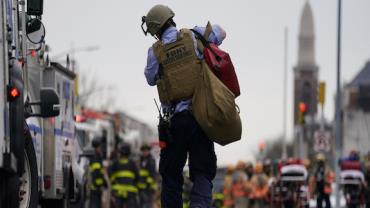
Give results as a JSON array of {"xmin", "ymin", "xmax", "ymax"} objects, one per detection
[
  {"xmin": 89, "ymin": 138, "xmax": 108, "ymax": 208},
  {"xmin": 138, "ymin": 144, "xmax": 157, "ymax": 208},
  {"xmin": 143, "ymin": 4, "xmax": 226, "ymax": 207},
  {"xmin": 109, "ymin": 143, "xmax": 139, "ymax": 208}
]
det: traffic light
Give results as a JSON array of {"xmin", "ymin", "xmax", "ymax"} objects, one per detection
[
  {"xmin": 298, "ymin": 102, "xmax": 307, "ymax": 125},
  {"xmin": 258, "ymin": 139, "xmax": 265, "ymax": 152}
]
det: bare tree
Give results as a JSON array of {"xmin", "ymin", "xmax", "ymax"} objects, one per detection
[{"xmin": 77, "ymin": 69, "xmax": 117, "ymax": 110}]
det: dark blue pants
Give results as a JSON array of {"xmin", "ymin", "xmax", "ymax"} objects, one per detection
[
  {"xmin": 114, "ymin": 194, "xmax": 138, "ymax": 208},
  {"xmin": 317, "ymin": 193, "xmax": 331, "ymax": 208},
  {"xmin": 159, "ymin": 111, "xmax": 217, "ymax": 208},
  {"xmin": 90, "ymin": 191, "xmax": 102, "ymax": 208}
]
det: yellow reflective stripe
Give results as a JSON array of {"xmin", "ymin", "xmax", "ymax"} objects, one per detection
[
  {"xmin": 90, "ymin": 184, "xmax": 97, "ymax": 190},
  {"xmin": 213, "ymin": 193, "xmax": 224, "ymax": 200},
  {"xmin": 138, "ymin": 183, "xmax": 147, "ymax": 189},
  {"xmin": 139, "ymin": 169, "xmax": 150, "ymax": 177},
  {"xmin": 95, "ymin": 178, "xmax": 104, "ymax": 186},
  {"xmin": 89, "ymin": 162, "xmax": 102, "ymax": 171},
  {"xmin": 119, "ymin": 159, "xmax": 128, "ymax": 164},
  {"xmin": 110, "ymin": 170, "xmax": 136, "ymax": 182},
  {"xmin": 150, "ymin": 182, "xmax": 157, "ymax": 190},
  {"xmin": 147, "ymin": 176, "xmax": 154, "ymax": 184},
  {"xmin": 112, "ymin": 184, "xmax": 138, "ymax": 193}
]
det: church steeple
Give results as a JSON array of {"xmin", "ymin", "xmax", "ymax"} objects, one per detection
[
  {"xmin": 293, "ymin": 0, "xmax": 319, "ymax": 125},
  {"xmin": 298, "ymin": 1, "xmax": 316, "ymax": 67}
]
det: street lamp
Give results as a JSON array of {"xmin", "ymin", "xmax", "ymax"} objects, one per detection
[
  {"xmin": 51, "ymin": 45, "xmax": 100, "ymax": 61},
  {"xmin": 49, "ymin": 45, "xmax": 100, "ymax": 71}
]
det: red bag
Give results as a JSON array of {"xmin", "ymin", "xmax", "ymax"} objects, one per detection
[{"xmin": 191, "ymin": 23, "xmax": 240, "ymax": 97}]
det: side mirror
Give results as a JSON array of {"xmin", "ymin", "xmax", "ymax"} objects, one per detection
[
  {"xmin": 27, "ymin": 0, "xmax": 43, "ymax": 16},
  {"xmin": 40, "ymin": 88, "xmax": 60, "ymax": 118},
  {"xmin": 26, "ymin": 18, "xmax": 45, "ymax": 44},
  {"xmin": 25, "ymin": 88, "xmax": 60, "ymax": 118}
]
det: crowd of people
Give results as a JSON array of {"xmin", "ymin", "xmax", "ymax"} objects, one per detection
[
  {"xmin": 85, "ymin": 135, "xmax": 370, "ymax": 208},
  {"xmin": 215, "ymin": 151, "xmax": 370, "ymax": 208},
  {"xmin": 88, "ymin": 138, "xmax": 157, "ymax": 208}
]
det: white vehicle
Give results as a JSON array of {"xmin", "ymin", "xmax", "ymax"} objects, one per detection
[
  {"xmin": 75, "ymin": 113, "xmax": 116, "ymax": 160},
  {"xmin": 24, "ymin": 58, "xmax": 78, "ymax": 208},
  {"xmin": 0, "ymin": 1, "xmax": 22, "ymax": 206},
  {"xmin": 1, "ymin": 0, "xmax": 60, "ymax": 208}
]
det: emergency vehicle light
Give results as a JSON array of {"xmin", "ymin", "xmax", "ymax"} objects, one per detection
[
  {"xmin": 75, "ymin": 115, "xmax": 87, "ymax": 123},
  {"xmin": 31, "ymin": 50, "xmax": 37, "ymax": 57},
  {"xmin": 8, "ymin": 86, "xmax": 20, "ymax": 101}
]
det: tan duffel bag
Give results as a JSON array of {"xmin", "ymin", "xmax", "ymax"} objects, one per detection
[{"xmin": 192, "ymin": 61, "xmax": 242, "ymax": 146}]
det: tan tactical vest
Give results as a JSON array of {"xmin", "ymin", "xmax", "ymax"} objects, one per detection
[{"xmin": 153, "ymin": 29, "xmax": 201, "ymax": 105}]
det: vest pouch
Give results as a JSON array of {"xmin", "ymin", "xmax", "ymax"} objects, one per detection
[
  {"xmin": 156, "ymin": 78, "xmax": 170, "ymax": 104},
  {"xmin": 163, "ymin": 60, "xmax": 201, "ymax": 104}
]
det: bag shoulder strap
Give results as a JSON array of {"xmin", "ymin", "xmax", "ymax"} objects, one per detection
[
  {"xmin": 191, "ymin": 23, "xmax": 221, "ymax": 61},
  {"xmin": 190, "ymin": 28, "xmax": 208, "ymax": 53}
]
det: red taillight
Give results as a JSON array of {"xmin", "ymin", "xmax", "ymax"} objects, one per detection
[
  {"xmin": 31, "ymin": 50, "xmax": 37, "ymax": 57},
  {"xmin": 8, "ymin": 87, "xmax": 20, "ymax": 101},
  {"xmin": 159, "ymin": 141, "xmax": 166, "ymax": 149},
  {"xmin": 44, "ymin": 175, "xmax": 51, "ymax": 190},
  {"xmin": 74, "ymin": 115, "xmax": 87, "ymax": 123}
]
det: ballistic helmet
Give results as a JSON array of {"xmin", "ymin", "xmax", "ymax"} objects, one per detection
[
  {"xmin": 92, "ymin": 138, "xmax": 101, "ymax": 148},
  {"xmin": 120, "ymin": 143, "xmax": 131, "ymax": 156},
  {"xmin": 142, "ymin": 5, "xmax": 175, "ymax": 36}
]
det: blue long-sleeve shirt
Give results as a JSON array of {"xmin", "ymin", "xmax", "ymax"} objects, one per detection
[{"xmin": 144, "ymin": 24, "xmax": 226, "ymax": 113}]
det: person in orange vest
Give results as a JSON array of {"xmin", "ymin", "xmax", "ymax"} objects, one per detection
[
  {"xmin": 311, "ymin": 153, "xmax": 334, "ymax": 208},
  {"xmin": 232, "ymin": 161, "xmax": 248, "ymax": 208},
  {"xmin": 223, "ymin": 165, "xmax": 235, "ymax": 207},
  {"xmin": 250, "ymin": 163, "xmax": 269, "ymax": 208}
]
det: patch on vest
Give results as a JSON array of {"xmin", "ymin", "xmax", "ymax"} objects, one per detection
[{"xmin": 163, "ymin": 46, "xmax": 193, "ymax": 65}]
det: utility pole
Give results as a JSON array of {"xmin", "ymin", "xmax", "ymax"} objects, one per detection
[
  {"xmin": 282, "ymin": 27, "xmax": 288, "ymax": 160},
  {"xmin": 335, "ymin": 0, "xmax": 342, "ymax": 207}
]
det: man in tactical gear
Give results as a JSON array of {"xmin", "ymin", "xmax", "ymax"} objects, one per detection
[
  {"xmin": 109, "ymin": 143, "xmax": 139, "ymax": 208},
  {"xmin": 143, "ymin": 4, "xmax": 226, "ymax": 208},
  {"xmin": 89, "ymin": 138, "xmax": 107, "ymax": 208},
  {"xmin": 138, "ymin": 144, "xmax": 157, "ymax": 208}
]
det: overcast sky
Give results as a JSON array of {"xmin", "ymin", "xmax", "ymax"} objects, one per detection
[{"xmin": 43, "ymin": 0, "xmax": 370, "ymax": 165}]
